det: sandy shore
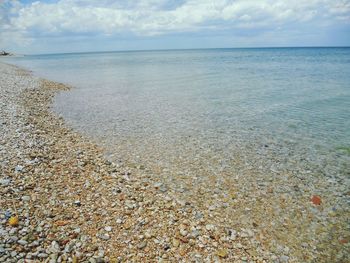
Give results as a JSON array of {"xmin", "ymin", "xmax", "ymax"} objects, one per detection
[{"xmin": 0, "ymin": 62, "xmax": 349, "ymax": 262}]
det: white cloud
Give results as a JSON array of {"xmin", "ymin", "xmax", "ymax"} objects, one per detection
[{"xmin": 0, "ymin": 0, "xmax": 349, "ymax": 51}]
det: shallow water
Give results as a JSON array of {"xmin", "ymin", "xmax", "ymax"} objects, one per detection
[
  {"xmin": 8, "ymin": 48, "xmax": 350, "ymax": 181},
  {"xmin": 4, "ymin": 48, "xmax": 350, "ymax": 262}
]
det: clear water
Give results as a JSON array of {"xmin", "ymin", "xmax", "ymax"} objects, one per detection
[{"xmin": 7, "ymin": 48, "xmax": 350, "ymax": 180}]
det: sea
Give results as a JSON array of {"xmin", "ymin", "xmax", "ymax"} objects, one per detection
[{"xmin": 6, "ymin": 47, "xmax": 350, "ymax": 184}]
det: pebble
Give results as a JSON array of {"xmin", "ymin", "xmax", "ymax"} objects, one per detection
[
  {"xmin": 50, "ymin": 253, "xmax": 59, "ymax": 261},
  {"xmin": 216, "ymin": 249, "xmax": 228, "ymax": 258},
  {"xmin": 15, "ymin": 165, "xmax": 24, "ymax": 172},
  {"xmin": 191, "ymin": 230, "xmax": 200, "ymax": 238},
  {"xmin": 18, "ymin": 240, "xmax": 28, "ymax": 245},
  {"xmin": 137, "ymin": 241, "xmax": 147, "ymax": 249},
  {"xmin": 180, "ymin": 229, "xmax": 188, "ymax": 236},
  {"xmin": 63, "ymin": 243, "xmax": 73, "ymax": 254},
  {"xmin": 48, "ymin": 241, "xmax": 60, "ymax": 254},
  {"xmin": 99, "ymin": 234, "xmax": 110, "ymax": 240},
  {"xmin": 125, "ymin": 200, "xmax": 134, "ymax": 209},
  {"xmin": 154, "ymin": 182, "xmax": 163, "ymax": 188},
  {"xmin": 21, "ymin": 196, "xmax": 31, "ymax": 201},
  {"xmin": 0, "ymin": 179, "xmax": 11, "ymax": 186},
  {"xmin": 172, "ymin": 238, "xmax": 180, "ymax": 248},
  {"xmin": 37, "ymin": 253, "xmax": 48, "ymax": 258},
  {"xmin": 280, "ymin": 255, "xmax": 290, "ymax": 262},
  {"xmin": 205, "ymin": 224, "xmax": 215, "ymax": 231}
]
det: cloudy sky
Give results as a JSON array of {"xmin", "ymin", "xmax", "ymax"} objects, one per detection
[{"xmin": 1, "ymin": 0, "xmax": 349, "ymax": 54}]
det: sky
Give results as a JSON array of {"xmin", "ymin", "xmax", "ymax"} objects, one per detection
[{"xmin": 0, "ymin": 0, "xmax": 350, "ymax": 54}]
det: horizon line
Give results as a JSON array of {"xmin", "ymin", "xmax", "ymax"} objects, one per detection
[{"xmin": 7, "ymin": 45, "xmax": 350, "ymax": 56}]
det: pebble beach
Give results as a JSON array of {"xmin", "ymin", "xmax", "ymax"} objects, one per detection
[{"xmin": 0, "ymin": 61, "xmax": 349, "ymax": 262}]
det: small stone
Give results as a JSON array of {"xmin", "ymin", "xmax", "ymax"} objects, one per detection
[
  {"xmin": 97, "ymin": 250, "xmax": 105, "ymax": 257},
  {"xmin": 99, "ymin": 234, "xmax": 110, "ymax": 240},
  {"xmin": 37, "ymin": 253, "xmax": 48, "ymax": 258},
  {"xmin": 160, "ymin": 186, "xmax": 168, "ymax": 193},
  {"xmin": 48, "ymin": 241, "xmax": 60, "ymax": 254},
  {"xmin": 180, "ymin": 229, "xmax": 188, "ymax": 237},
  {"xmin": 205, "ymin": 224, "xmax": 215, "ymax": 231},
  {"xmin": 15, "ymin": 165, "xmax": 24, "ymax": 172},
  {"xmin": 104, "ymin": 226, "xmax": 112, "ymax": 232},
  {"xmin": 280, "ymin": 255, "xmax": 289, "ymax": 262},
  {"xmin": 10, "ymin": 235, "xmax": 19, "ymax": 242},
  {"xmin": 190, "ymin": 230, "xmax": 200, "ymax": 238},
  {"xmin": 144, "ymin": 230, "xmax": 153, "ymax": 239},
  {"xmin": 217, "ymin": 249, "xmax": 228, "ymax": 258},
  {"xmin": 8, "ymin": 216, "xmax": 19, "ymax": 227},
  {"xmin": 172, "ymin": 238, "xmax": 180, "ymax": 247},
  {"xmin": 246, "ymin": 229, "xmax": 254, "ymax": 237},
  {"xmin": 154, "ymin": 182, "xmax": 162, "ymax": 188},
  {"xmin": 18, "ymin": 240, "xmax": 28, "ymax": 246},
  {"xmin": 0, "ymin": 179, "xmax": 10, "ymax": 186},
  {"xmin": 4, "ymin": 210, "xmax": 12, "ymax": 219},
  {"xmin": 179, "ymin": 248, "xmax": 187, "ymax": 256},
  {"xmin": 50, "ymin": 253, "xmax": 59, "ymax": 261},
  {"xmin": 195, "ymin": 212, "xmax": 203, "ymax": 220},
  {"xmin": 137, "ymin": 241, "xmax": 147, "ymax": 249},
  {"xmin": 22, "ymin": 196, "xmax": 30, "ymax": 202},
  {"xmin": 64, "ymin": 242, "xmax": 74, "ymax": 253},
  {"xmin": 301, "ymin": 242, "xmax": 308, "ymax": 248},
  {"xmin": 125, "ymin": 200, "xmax": 134, "ymax": 209},
  {"xmin": 208, "ymin": 205, "xmax": 216, "ymax": 211},
  {"xmin": 311, "ymin": 195, "xmax": 321, "ymax": 205},
  {"xmin": 240, "ymin": 232, "xmax": 249, "ymax": 238},
  {"xmin": 339, "ymin": 238, "xmax": 349, "ymax": 244}
]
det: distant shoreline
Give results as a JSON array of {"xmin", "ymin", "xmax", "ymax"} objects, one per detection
[
  {"xmin": 0, "ymin": 51, "xmax": 13, "ymax": 56},
  {"xmin": 0, "ymin": 52, "xmax": 25, "ymax": 58}
]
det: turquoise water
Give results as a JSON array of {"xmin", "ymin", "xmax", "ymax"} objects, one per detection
[{"xmin": 8, "ymin": 48, "xmax": 350, "ymax": 178}]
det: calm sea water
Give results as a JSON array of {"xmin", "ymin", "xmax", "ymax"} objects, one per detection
[{"xmin": 8, "ymin": 48, "xmax": 350, "ymax": 179}]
